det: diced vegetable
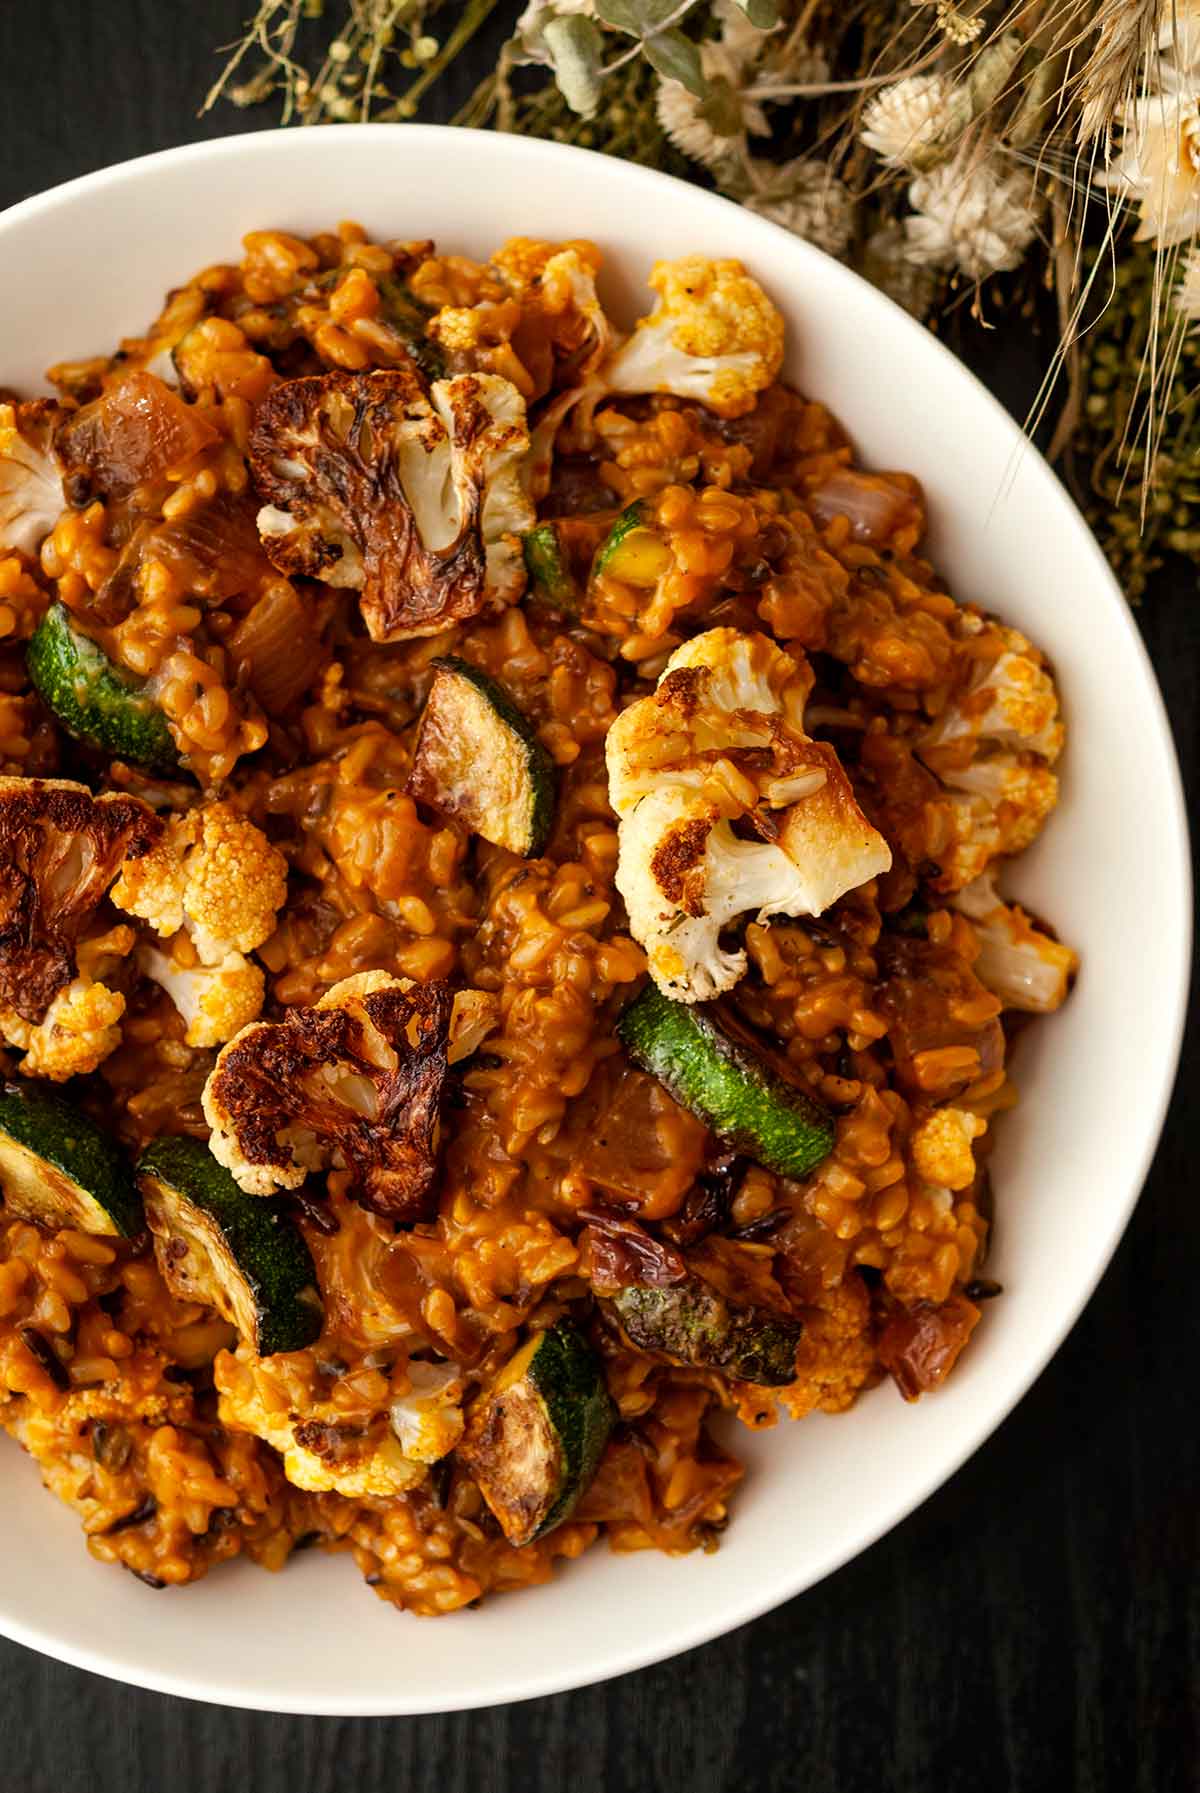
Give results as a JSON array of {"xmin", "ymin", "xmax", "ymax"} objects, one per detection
[
  {"xmin": 137, "ymin": 1135, "xmax": 322, "ymax": 1358},
  {"xmin": 876, "ymin": 1291, "xmax": 981, "ymax": 1401},
  {"xmin": 617, "ymin": 983, "xmax": 834, "ymax": 1180},
  {"xmin": 459, "ymin": 1318, "xmax": 614, "ymax": 1547},
  {"xmin": 55, "ymin": 371, "xmax": 219, "ymax": 504},
  {"xmin": 0, "ymin": 1082, "xmax": 142, "ymax": 1237},
  {"xmin": 593, "ymin": 500, "xmax": 671, "ymax": 586},
  {"xmin": 522, "ymin": 522, "xmax": 578, "ymax": 611},
  {"xmin": 226, "ymin": 580, "xmax": 320, "ymax": 716},
  {"xmin": 606, "ymin": 1274, "xmax": 802, "ymax": 1386},
  {"xmin": 27, "ymin": 602, "xmax": 181, "ymax": 775},
  {"xmin": 408, "ymin": 656, "xmax": 555, "ymax": 857}
]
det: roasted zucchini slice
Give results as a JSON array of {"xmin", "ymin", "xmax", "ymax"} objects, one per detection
[
  {"xmin": 607, "ymin": 1275, "xmax": 802, "ymax": 1386},
  {"xmin": 408, "ymin": 655, "xmax": 555, "ymax": 857},
  {"xmin": 376, "ymin": 275, "xmax": 445, "ymax": 382},
  {"xmin": 522, "ymin": 522, "xmax": 578, "ymax": 611},
  {"xmin": 592, "ymin": 500, "xmax": 671, "ymax": 586},
  {"xmin": 0, "ymin": 1082, "xmax": 142, "ymax": 1237},
  {"xmin": 27, "ymin": 602, "xmax": 181, "ymax": 775},
  {"xmin": 137, "ymin": 1135, "xmax": 322, "ymax": 1358},
  {"xmin": 459, "ymin": 1318, "xmax": 614, "ymax": 1547},
  {"xmin": 617, "ymin": 984, "xmax": 834, "ymax": 1180}
]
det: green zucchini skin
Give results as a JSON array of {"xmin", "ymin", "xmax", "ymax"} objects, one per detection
[
  {"xmin": 0, "ymin": 1082, "xmax": 142, "ymax": 1238},
  {"xmin": 376, "ymin": 276, "xmax": 445, "ymax": 383},
  {"xmin": 522, "ymin": 523, "xmax": 578, "ymax": 612},
  {"xmin": 607, "ymin": 1277, "xmax": 802, "ymax": 1386},
  {"xmin": 460, "ymin": 1318, "xmax": 614, "ymax": 1547},
  {"xmin": 27, "ymin": 602, "xmax": 181, "ymax": 775},
  {"xmin": 136, "ymin": 1136, "xmax": 322, "ymax": 1358},
  {"xmin": 592, "ymin": 500, "xmax": 670, "ymax": 585},
  {"xmin": 617, "ymin": 984, "xmax": 835, "ymax": 1180},
  {"xmin": 409, "ymin": 655, "xmax": 556, "ymax": 858}
]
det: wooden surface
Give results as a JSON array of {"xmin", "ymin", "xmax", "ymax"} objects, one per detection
[{"xmin": 0, "ymin": 5, "xmax": 1195, "ymax": 1786}]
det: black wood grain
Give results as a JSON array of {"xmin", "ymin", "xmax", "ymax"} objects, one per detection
[{"xmin": 0, "ymin": 4, "xmax": 1196, "ymax": 1787}]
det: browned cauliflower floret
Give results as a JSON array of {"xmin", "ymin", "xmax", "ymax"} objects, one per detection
[
  {"xmin": 916, "ymin": 621, "xmax": 1064, "ymax": 893},
  {"xmin": 909, "ymin": 1106, "xmax": 987, "ymax": 1192},
  {"xmin": 601, "ymin": 257, "xmax": 785, "ymax": 418},
  {"xmin": 933, "ymin": 756, "xmax": 1059, "ymax": 891},
  {"xmin": 606, "ymin": 629, "xmax": 891, "ymax": 1001},
  {"xmin": 111, "ymin": 800, "xmax": 287, "ymax": 964},
  {"xmin": 922, "ymin": 626, "xmax": 1063, "ymax": 764},
  {"xmin": 2, "ymin": 974, "xmax": 126, "ymax": 1081},
  {"xmin": 0, "ymin": 778, "xmax": 160, "ymax": 1073},
  {"xmin": 0, "ymin": 400, "xmax": 66, "ymax": 557},
  {"xmin": 138, "ymin": 943, "xmax": 266, "ymax": 1050},
  {"xmin": 201, "ymin": 970, "xmax": 452, "ymax": 1220},
  {"xmin": 953, "ymin": 871, "xmax": 1078, "ymax": 1013},
  {"xmin": 248, "ymin": 366, "xmax": 534, "ymax": 643},
  {"xmin": 214, "ymin": 1342, "xmax": 429, "ymax": 1498}
]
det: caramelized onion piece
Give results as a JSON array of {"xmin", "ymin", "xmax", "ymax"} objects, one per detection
[
  {"xmin": 228, "ymin": 580, "xmax": 320, "ymax": 715},
  {"xmin": 805, "ymin": 468, "xmax": 924, "ymax": 548},
  {"xmin": 57, "ymin": 372, "xmax": 218, "ymax": 502}
]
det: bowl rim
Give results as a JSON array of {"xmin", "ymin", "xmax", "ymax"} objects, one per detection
[{"xmin": 0, "ymin": 122, "xmax": 1191, "ymax": 1715}]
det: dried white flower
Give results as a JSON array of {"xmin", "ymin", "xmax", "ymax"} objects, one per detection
[
  {"xmin": 1159, "ymin": 0, "xmax": 1200, "ymax": 76},
  {"xmin": 861, "ymin": 74, "xmax": 956, "ymax": 170},
  {"xmin": 656, "ymin": 41, "xmax": 769, "ymax": 169},
  {"xmin": 1105, "ymin": 81, "xmax": 1200, "ymax": 245},
  {"xmin": 863, "ymin": 223, "xmax": 939, "ymax": 318},
  {"xmin": 905, "ymin": 155, "xmax": 1039, "ymax": 280},
  {"xmin": 744, "ymin": 158, "xmax": 854, "ymax": 259}
]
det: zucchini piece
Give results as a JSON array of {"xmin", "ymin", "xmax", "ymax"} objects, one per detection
[
  {"xmin": 408, "ymin": 655, "xmax": 555, "ymax": 857},
  {"xmin": 27, "ymin": 602, "xmax": 181, "ymax": 775},
  {"xmin": 0, "ymin": 1082, "xmax": 142, "ymax": 1237},
  {"xmin": 593, "ymin": 500, "xmax": 671, "ymax": 586},
  {"xmin": 607, "ymin": 1275, "xmax": 802, "ymax": 1386},
  {"xmin": 523, "ymin": 522, "xmax": 578, "ymax": 612},
  {"xmin": 137, "ymin": 1136, "xmax": 322, "ymax": 1358},
  {"xmin": 376, "ymin": 275, "xmax": 445, "ymax": 382},
  {"xmin": 459, "ymin": 1318, "xmax": 614, "ymax": 1547},
  {"xmin": 617, "ymin": 984, "xmax": 834, "ymax": 1180}
]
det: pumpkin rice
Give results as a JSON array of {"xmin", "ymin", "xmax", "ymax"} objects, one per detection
[{"xmin": 0, "ymin": 223, "xmax": 1075, "ymax": 1614}]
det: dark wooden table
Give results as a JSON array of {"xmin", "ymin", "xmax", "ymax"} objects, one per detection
[{"xmin": 0, "ymin": 5, "xmax": 1195, "ymax": 1787}]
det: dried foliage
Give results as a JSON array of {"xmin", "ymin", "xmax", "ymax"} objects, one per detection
[{"xmin": 205, "ymin": 0, "xmax": 1200, "ymax": 595}]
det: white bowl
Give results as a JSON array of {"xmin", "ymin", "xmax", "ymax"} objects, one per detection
[{"xmin": 0, "ymin": 125, "xmax": 1189, "ymax": 1715}]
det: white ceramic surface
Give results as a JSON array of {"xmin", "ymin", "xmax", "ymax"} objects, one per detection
[{"xmin": 0, "ymin": 126, "xmax": 1189, "ymax": 1716}]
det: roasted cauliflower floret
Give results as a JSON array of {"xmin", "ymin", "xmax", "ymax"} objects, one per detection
[
  {"xmin": 447, "ymin": 988, "xmax": 500, "ymax": 1064},
  {"xmin": 931, "ymin": 761, "xmax": 1059, "ymax": 892},
  {"xmin": 389, "ymin": 1359, "xmax": 466, "ymax": 1462},
  {"xmin": 953, "ymin": 872, "xmax": 1078, "ymax": 1013},
  {"xmin": 909, "ymin": 1106, "xmax": 987, "ymax": 1191},
  {"xmin": 215, "ymin": 1345, "xmax": 427, "ymax": 1498},
  {"xmin": 601, "ymin": 257, "xmax": 785, "ymax": 419},
  {"xmin": 248, "ymin": 366, "xmax": 534, "ymax": 642},
  {"xmin": 429, "ymin": 243, "xmax": 609, "ymax": 401},
  {"xmin": 941, "ymin": 754, "xmax": 1058, "ymax": 850},
  {"xmin": 0, "ymin": 400, "xmax": 66, "ymax": 557},
  {"xmin": 500, "ymin": 241, "xmax": 612, "ymax": 380},
  {"xmin": 921, "ymin": 627, "xmax": 1064, "ymax": 765},
  {"xmin": 606, "ymin": 629, "xmax": 891, "ymax": 1001},
  {"xmin": 2, "ymin": 975, "xmax": 126, "ymax": 1081},
  {"xmin": 111, "ymin": 800, "xmax": 287, "ymax": 964},
  {"xmin": 0, "ymin": 776, "xmax": 160, "ymax": 1037},
  {"xmin": 139, "ymin": 943, "xmax": 265, "ymax": 1049},
  {"xmin": 202, "ymin": 970, "xmax": 452, "ymax": 1219}
]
